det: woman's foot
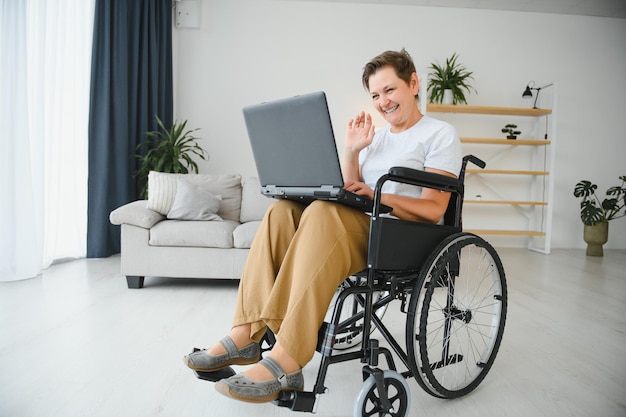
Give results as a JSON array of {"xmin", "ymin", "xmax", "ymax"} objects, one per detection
[
  {"xmin": 183, "ymin": 326, "xmax": 260, "ymax": 372},
  {"xmin": 242, "ymin": 342, "xmax": 300, "ymax": 381},
  {"xmin": 215, "ymin": 356, "xmax": 304, "ymax": 403},
  {"xmin": 205, "ymin": 325, "xmax": 256, "ymax": 356}
]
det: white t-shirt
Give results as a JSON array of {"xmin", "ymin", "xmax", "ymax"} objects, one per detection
[{"xmin": 359, "ymin": 115, "xmax": 462, "ymax": 199}]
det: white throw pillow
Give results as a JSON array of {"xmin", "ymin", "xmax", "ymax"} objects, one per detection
[
  {"xmin": 146, "ymin": 171, "xmax": 177, "ymax": 214},
  {"xmin": 146, "ymin": 171, "xmax": 242, "ymax": 220},
  {"xmin": 167, "ymin": 178, "xmax": 223, "ymax": 221}
]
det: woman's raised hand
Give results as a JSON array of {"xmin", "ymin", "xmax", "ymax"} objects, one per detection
[{"xmin": 346, "ymin": 111, "xmax": 375, "ymax": 154}]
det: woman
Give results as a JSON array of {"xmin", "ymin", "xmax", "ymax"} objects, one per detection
[{"xmin": 183, "ymin": 49, "xmax": 462, "ymax": 404}]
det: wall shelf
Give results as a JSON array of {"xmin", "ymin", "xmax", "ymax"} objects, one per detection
[
  {"xmin": 465, "ymin": 229, "xmax": 546, "ymax": 237},
  {"xmin": 426, "ymin": 93, "xmax": 557, "ymax": 254},
  {"xmin": 465, "ymin": 200, "xmax": 548, "ymax": 206},
  {"xmin": 466, "ymin": 169, "xmax": 549, "ymax": 175},
  {"xmin": 461, "ymin": 137, "xmax": 551, "ymax": 146},
  {"xmin": 427, "ymin": 104, "xmax": 552, "ymax": 116}
]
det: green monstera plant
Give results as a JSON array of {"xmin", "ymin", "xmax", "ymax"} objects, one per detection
[
  {"xmin": 573, "ymin": 176, "xmax": 626, "ymax": 225},
  {"xmin": 135, "ymin": 116, "xmax": 208, "ymax": 198}
]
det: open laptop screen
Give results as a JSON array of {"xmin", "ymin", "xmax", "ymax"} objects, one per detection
[{"xmin": 242, "ymin": 91, "xmax": 344, "ymax": 188}]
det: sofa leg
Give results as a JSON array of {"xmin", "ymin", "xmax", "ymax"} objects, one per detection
[{"xmin": 126, "ymin": 276, "xmax": 145, "ymax": 289}]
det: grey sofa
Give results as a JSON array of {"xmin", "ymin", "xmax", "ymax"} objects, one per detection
[{"xmin": 109, "ymin": 173, "xmax": 274, "ymax": 288}]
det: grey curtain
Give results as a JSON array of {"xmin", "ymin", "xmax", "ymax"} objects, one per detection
[{"xmin": 87, "ymin": 0, "xmax": 173, "ymax": 258}]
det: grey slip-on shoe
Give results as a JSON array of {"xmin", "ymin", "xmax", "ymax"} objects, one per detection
[
  {"xmin": 215, "ymin": 356, "xmax": 304, "ymax": 403},
  {"xmin": 183, "ymin": 335, "xmax": 260, "ymax": 372}
]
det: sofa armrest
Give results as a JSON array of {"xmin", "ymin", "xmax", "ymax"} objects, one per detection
[{"xmin": 110, "ymin": 200, "xmax": 165, "ymax": 229}]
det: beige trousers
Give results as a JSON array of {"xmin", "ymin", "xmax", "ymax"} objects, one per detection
[{"xmin": 233, "ymin": 200, "xmax": 371, "ymax": 367}]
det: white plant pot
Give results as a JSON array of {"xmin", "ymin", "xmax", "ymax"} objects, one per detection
[{"xmin": 443, "ymin": 89, "xmax": 453, "ymax": 105}]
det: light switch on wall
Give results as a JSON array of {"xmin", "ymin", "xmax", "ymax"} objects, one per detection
[{"xmin": 175, "ymin": 0, "xmax": 200, "ymax": 29}]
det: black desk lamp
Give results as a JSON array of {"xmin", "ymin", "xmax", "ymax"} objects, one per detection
[{"xmin": 522, "ymin": 81, "xmax": 553, "ymax": 109}]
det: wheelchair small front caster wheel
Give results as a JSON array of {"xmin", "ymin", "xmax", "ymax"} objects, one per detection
[{"xmin": 353, "ymin": 370, "xmax": 410, "ymax": 416}]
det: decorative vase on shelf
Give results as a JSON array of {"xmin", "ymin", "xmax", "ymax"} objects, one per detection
[
  {"xmin": 442, "ymin": 89, "xmax": 453, "ymax": 105},
  {"xmin": 583, "ymin": 221, "xmax": 608, "ymax": 256}
]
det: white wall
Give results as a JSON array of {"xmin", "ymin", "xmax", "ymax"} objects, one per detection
[{"xmin": 173, "ymin": 0, "xmax": 626, "ymax": 250}]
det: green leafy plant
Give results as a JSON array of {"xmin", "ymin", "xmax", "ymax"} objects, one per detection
[
  {"xmin": 135, "ymin": 116, "xmax": 208, "ymax": 198},
  {"xmin": 573, "ymin": 176, "xmax": 626, "ymax": 225},
  {"xmin": 501, "ymin": 123, "xmax": 521, "ymax": 139},
  {"xmin": 427, "ymin": 52, "xmax": 476, "ymax": 105}
]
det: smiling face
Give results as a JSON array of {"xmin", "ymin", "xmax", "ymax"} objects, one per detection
[{"xmin": 367, "ymin": 65, "xmax": 422, "ymax": 133}]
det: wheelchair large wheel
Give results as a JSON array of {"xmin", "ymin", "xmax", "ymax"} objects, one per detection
[
  {"xmin": 353, "ymin": 370, "xmax": 410, "ymax": 417},
  {"xmin": 406, "ymin": 233, "xmax": 507, "ymax": 399}
]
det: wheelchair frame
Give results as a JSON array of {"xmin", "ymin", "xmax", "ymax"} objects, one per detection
[{"xmin": 196, "ymin": 155, "xmax": 508, "ymax": 416}]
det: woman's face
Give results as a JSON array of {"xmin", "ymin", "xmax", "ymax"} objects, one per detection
[{"xmin": 367, "ymin": 65, "xmax": 420, "ymax": 132}]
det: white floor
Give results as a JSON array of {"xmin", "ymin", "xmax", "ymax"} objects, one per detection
[{"xmin": 0, "ymin": 248, "xmax": 625, "ymax": 417}]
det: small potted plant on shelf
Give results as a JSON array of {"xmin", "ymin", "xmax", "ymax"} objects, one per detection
[
  {"xmin": 573, "ymin": 176, "xmax": 626, "ymax": 256},
  {"xmin": 501, "ymin": 124, "xmax": 521, "ymax": 139},
  {"xmin": 135, "ymin": 115, "xmax": 209, "ymax": 198},
  {"xmin": 427, "ymin": 52, "xmax": 476, "ymax": 105}
]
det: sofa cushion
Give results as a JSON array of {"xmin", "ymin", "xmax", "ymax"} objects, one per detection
[
  {"xmin": 233, "ymin": 221, "xmax": 262, "ymax": 249},
  {"xmin": 240, "ymin": 176, "xmax": 275, "ymax": 223},
  {"xmin": 146, "ymin": 172, "xmax": 242, "ymax": 221},
  {"xmin": 167, "ymin": 178, "xmax": 223, "ymax": 221},
  {"xmin": 149, "ymin": 219, "xmax": 239, "ymax": 248}
]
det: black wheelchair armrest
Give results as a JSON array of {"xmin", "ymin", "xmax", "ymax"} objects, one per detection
[
  {"xmin": 371, "ymin": 168, "xmax": 461, "ymax": 217},
  {"xmin": 370, "ymin": 155, "xmax": 485, "ymax": 218},
  {"xmin": 387, "ymin": 167, "xmax": 461, "ymax": 193}
]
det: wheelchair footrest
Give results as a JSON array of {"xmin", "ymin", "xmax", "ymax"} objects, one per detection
[
  {"xmin": 193, "ymin": 366, "xmax": 236, "ymax": 382},
  {"xmin": 273, "ymin": 390, "xmax": 317, "ymax": 412}
]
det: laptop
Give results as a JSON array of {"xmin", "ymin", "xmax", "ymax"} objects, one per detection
[{"xmin": 242, "ymin": 91, "xmax": 391, "ymax": 213}]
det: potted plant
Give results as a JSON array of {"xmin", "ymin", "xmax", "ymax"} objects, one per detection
[
  {"xmin": 501, "ymin": 124, "xmax": 521, "ymax": 139},
  {"xmin": 427, "ymin": 52, "xmax": 476, "ymax": 105},
  {"xmin": 573, "ymin": 176, "xmax": 626, "ymax": 256},
  {"xmin": 135, "ymin": 115, "xmax": 209, "ymax": 198}
]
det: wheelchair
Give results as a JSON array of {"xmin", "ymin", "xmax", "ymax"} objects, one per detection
[{"xmin": 194, "ymin": 155, "xmax": 507, "ymax": 416}]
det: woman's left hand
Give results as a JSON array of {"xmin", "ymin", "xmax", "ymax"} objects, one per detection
[{"xmin": 345, "ymin": 112, "xmax": 375, "ymax": 154}]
